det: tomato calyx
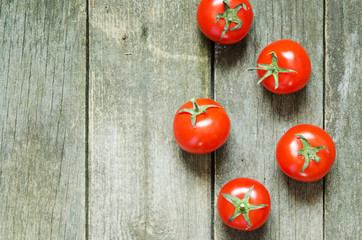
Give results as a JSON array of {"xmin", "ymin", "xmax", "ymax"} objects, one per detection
[
  {"xmin": 247, "ymin": 51, "xmax": 297, "ymax": 89},
  {"xmin": 178, "ymin": 98, "xmax": 219, "ymax": 128},
  {"xmin": 222, "ymin": 185, "xmax": 268, "ymax": 228},
  {"xmin": 295, "ymin": 134, "xmax": 329, "ymax": 173},
  {"xmin": 215, "ymin": 0, "xmax": 249, "ymax": 40}
]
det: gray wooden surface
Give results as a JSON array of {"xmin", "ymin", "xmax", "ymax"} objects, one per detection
[
  {"xmin": 324, "ymin": 0, "xmax": 362, "ymax": 239},
  {"xmin": 0, "ymin": 0, "xmax": 361, "ymax": 239},
  {"xmin": 88, "ymin": 0, "xmax": 212, "ymax": 239},
  {"xmin": 0, "ymin": 0, "xmax": 86, "ymax": 239}
]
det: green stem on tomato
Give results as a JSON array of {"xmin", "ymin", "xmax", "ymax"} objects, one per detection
[
  {"xmin": 178, "ymin": 99, "xmax": 219, "ymax": 128},
  {"xmin": 295, "ymin": 134, "xmax": 328, "ymax": 173},
  {"xmin": 191, "ymin": 98, "xmax": 200, "ymax": 112},
  {"xmin": 222, "ymin": 186, "xmax": 268, "ymax": 228},
  {"xmin": 215, "ymin": 0, "xmax": 249, "ymax": 40},
  {"xmin": 246, "ymin": 52, "xmax": 297, "ymax": 89}
]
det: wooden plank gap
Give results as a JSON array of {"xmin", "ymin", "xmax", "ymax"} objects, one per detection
[
  {"xmin": 211, "ymin": 151, "xmax": 216, "ymax": 240},
  {"xmin": 322, "ymin": 0, "xmax": 327, "ymax": 239},
  {"xmin": 210, "ymin": 41, "xmax": 215, "ymax": 100},
  {"xmin": 85, "ymin": 0, "xmax": 90, "ymax": 239}
]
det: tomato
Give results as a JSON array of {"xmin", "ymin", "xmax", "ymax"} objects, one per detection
[
  {"xmin": 173, "ymin": 98, "xmax": 230, "ymax": 154},
  {"xmin": 197, "ymin": 0, "xmax": 253, "ymax": 45},
  {"xmin": 217, "ymin": 178, "xmax": 271, "ymax": 231},
  {"xmin": 247, "ymin": 39, "xmax": 311, "ymax": 94},
  {"xmin": 276, "ymin": 124, "xmax": 336, "ymax": 182}
]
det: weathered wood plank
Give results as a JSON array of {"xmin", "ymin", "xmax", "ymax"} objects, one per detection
[
  {"xmin": 89, "ymin": 0, "xmax": 212, "ymax": 239},
  {"xmin": 325, "ymin": 1, "xmax": 361, "ymax": 239},
  {"xmin": 214, "ymin": 0, "xmax": 324, "ymax": 239},
  {"xmin": 0, "ymin": 0, "xmax": 86, "ymax": 239}
]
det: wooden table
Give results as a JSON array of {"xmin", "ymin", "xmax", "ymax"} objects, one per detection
[{"xmin": 1, "ymin": 0, "xmax": 360, "ymax": 239}]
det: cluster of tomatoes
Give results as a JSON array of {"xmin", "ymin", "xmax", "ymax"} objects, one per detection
[{"xmin": 173, "ymin": 0, "xmax": 336, "ymax": 232}]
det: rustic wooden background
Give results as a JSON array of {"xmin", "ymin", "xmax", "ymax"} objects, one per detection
[{"xmin": 0, "ymin": 0, "xmax": 361, "ymax": 239}]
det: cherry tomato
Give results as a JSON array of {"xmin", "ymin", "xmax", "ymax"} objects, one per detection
[
  {"xmin": 247, "ymin": 39, "xmax": 311, "ymax": 94},
  {"xmin": 276, "ymin": 124, "xmax": 336, "ymax": 182},
  {"xmin": 197, "ymin": 0, "xmax": 253, "ymax": 44},
  {"xmin": 217, "ymin": 178, "xmax": 271, "ymax": 231},
  {"xmin": 173, "ymin": 98, "xmax": 230, "ymax": 154}
]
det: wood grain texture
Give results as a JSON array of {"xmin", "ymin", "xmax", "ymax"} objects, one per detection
[
  {"xmin": 324, "ymin": 0, "xmax": 361, "ymax": 239},
  {"xmin": 88, "ymin": 0, "xmax": 212, "ymax": 239},
  {"xmin": 214, "ymin": 1, "xmax": 324, "ymax": 239},
  {"xmin": 0, "ymin": 0, "xmax": 86, "ymax": 239}
]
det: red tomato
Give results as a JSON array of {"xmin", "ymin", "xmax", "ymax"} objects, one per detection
[
  {"xmin": 276, "ymin": 124, "xmax": 336, "ymax": 182},
  {"xmin": 217, "ymin": 178, "xmax": 271, "ymax": 231},
  {"xmin": 173, "ymin": 98, "xmax": 230, "ymax": 154},
  {"xmin": 197, "ymin": 0, "xmax": 253, "ymax": 44},
  {"xmin": 247, "ymin": 39, "xmax": 311, "ymax": 94}
]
